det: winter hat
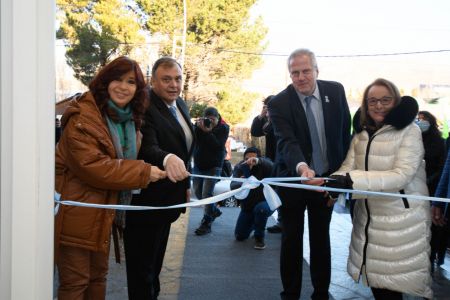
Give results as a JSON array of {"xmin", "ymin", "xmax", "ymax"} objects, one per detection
[{"xmin": 204, "ymin": 107, "xmax": 219, "ymax": 118}]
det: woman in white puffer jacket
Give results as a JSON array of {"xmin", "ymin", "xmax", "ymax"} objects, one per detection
[{"xmin": 329, "ymin": 78, "xmax": 432, "ymax": 299}]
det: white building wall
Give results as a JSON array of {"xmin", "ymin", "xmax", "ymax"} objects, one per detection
[{"xmin": 1, "ymin": 0, "xmax": 55, "ymax": 299}]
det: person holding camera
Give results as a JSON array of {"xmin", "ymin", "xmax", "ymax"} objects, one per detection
[
  {"xmin": 193, "ymin": 107, "xmax": 230, "ymax": 235},
  {"xmin": 231, "ymin": 147, "xmax": 274, "ymax": 249}
]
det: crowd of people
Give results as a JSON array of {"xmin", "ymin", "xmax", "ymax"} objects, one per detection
[{"xmin": 55, "ymin": 49, "xmax": 449, "ymax": 300}]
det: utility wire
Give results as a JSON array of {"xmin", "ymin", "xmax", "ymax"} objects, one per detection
[
  {"xmin": 215, "ymin": 48, "xmax": 450, "ymax": 58},
  {"xmin": 56, "ymin": 41, "xmax": 450, "ymax": 58}
]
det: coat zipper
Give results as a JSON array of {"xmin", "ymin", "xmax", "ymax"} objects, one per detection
[
  {"xmin": 400, "ymin": 190, "xmax": 410, "ymax": 208},
  {"xmin": 359, "ymin": 133, "xmax": 376, "ymax": 285}
]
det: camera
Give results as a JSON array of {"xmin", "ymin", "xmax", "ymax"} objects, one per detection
[{"xmin": 202, "ymin": 118, "xmax": 212, "ymax": 128}]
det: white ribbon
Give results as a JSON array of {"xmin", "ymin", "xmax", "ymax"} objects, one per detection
[
  {"xmin": 54, "ymin": 174, "xmax": 450, "ymax": 215},
  {"xmin": 55, "ymin": 175, "xmax": 282, "ymax": 214}
]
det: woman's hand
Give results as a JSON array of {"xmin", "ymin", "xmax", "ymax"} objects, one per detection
[{"xmin": 149, "ymin": 166, "xmax": 167, "ymax": 182}]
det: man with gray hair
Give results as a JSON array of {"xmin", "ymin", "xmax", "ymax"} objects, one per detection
[{"xmin": 268, "ymin": 49, "xmax": 351, "ymax": 299}]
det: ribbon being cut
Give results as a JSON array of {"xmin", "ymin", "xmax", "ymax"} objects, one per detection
[{"xmin": 54, "ymin": 174, "xmax": 450, "ymax": 214}]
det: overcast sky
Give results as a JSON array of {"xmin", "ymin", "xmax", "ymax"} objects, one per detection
[{"xmin": 244, "ymin": 0, "xmax": 450, "ymax": 99}]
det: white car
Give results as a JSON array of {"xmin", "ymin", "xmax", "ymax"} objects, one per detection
[
  {"xmin": 212, "ymin": 178, "xmax": 239, "ymax": 207},
  {"xmin": 229, "ymin": 137, "xmax": 247, "ymax": 152}
]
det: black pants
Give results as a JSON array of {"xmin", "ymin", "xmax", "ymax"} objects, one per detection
[
  {"xmin": 430, "ymin": 206, "xmax": 450, "ymax": 265},
  {"xmin": 371, "ymin": 287, "xmax": 402, "ymax": 300},
  {"xmin": 124, "ymin": 221, "xmax": 171, "ymax": 300},
  {"xmin": 279, "ymin": 188, "xmax": 332, "ymax": 300}
]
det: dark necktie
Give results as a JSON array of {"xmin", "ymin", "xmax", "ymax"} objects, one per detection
[
  {"xmin": 304, "ymin": 96, "xmax": 325, "ymax": 175},
  {"xmin": 169, "ymin": 105, "xmax": 179, "ymax": 123}
]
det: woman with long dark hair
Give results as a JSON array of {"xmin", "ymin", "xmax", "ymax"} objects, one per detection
[
  {"xmin": 418, "ymin": 111, "xmax": 448, "ymax": 268},
  {"xmin": 55, "ymin": 56, "xmax": 166, "ymax": 299}
]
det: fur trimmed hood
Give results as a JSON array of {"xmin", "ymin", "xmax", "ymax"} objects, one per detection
[{"xmin": 353, "ymin": 96, "xmax": 419, "ymax": 133}]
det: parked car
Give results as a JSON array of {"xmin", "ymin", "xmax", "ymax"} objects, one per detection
[
  {"xmin": 229, "ymin": 137, "xmax": 247, "ymax": 152},
  {"xmin": 213, "ymin": 179, "xmax": 239, "ymax": 207}
]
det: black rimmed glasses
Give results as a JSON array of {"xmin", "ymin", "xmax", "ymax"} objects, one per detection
[{"xmin": 366, "ymin": 96, "xmax": 393, "ymax": 107}]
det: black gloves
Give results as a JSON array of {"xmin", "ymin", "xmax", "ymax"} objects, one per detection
[{"xmin": 326, "ymin": 173, "xmax": 353, "ymax": 198}]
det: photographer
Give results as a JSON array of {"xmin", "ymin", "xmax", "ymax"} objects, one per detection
[
  {"xmin": 193, "ymin": 107, "xmax": 230, "ymax": 235},
  {"xmin": 231, "ymin": 147, "xmax": 274, "ymax": 250}
]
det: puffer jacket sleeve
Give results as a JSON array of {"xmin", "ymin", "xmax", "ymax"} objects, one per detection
[
  {"xmin": 61, "ymin": 117, "xmax": 152, "ymax": 191},
  {"xmin": 349, "ymin": 125, "xmax": 424, "ymax": 194},
  {"xmin": 333, "ymin": 136, "xmax": 357, "ymax": 174}
]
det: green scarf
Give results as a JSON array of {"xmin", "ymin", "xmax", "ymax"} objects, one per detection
[{"xmin": 105, "ymin": 100, "xmax": 137, "ymax": 229}]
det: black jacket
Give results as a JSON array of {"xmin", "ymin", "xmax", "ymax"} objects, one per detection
[
  {"xmin": 268, "ymin": 81, "xmax": 351, "ymax": 178},
  {"xmin": 230, "ymin": 157, "xmax": 273, "ymax": 211},
  {"xmin": 127, "ymin": 89, "xmax": 195, "ymax": 224},
  {"xmin": 422, "ymin": 130, "xmax": 446, "ymax": 195},
  {"xmin": 193, "ymin": 121, "xmax": 229, "ymax": 170},
  {"xmin": 251, "ymin": 116, "xmax": 277, "ymax": 162}
]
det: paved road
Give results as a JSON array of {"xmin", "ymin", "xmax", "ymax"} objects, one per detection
[{"xmin": 101, "ymin": 205, "xmax": 450, "ymax": 299}]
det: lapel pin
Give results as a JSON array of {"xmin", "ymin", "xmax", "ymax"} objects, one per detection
[{"xmin": 325, "ymin": 96, "xmax": 330, "ymax": 103}]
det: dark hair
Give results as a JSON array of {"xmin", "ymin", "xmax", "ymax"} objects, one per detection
[
  {"xmin": 418, "ymin": 110, "xmax": 441, "ymax": 137},
  {"xmin": 244, "ymin": 146, "xmax": 261, "ymax": 158},
  {"xmin": 360, "ymin": 78, "xmax": 401, "ymax": 130},
  {"xmin": 204, "ymin": 107, "xmax": 219, "ymax": 118},
  {"xmin": 263, "ymin": 95, "xmax": 274, "ymax": 105},
  {"xmin": 89, "ymin": 56, "xmax": 148, "ymax": 130},
  {"xmin": 151, "ymin": 56, "xmax": 182, "ymax": 77}
]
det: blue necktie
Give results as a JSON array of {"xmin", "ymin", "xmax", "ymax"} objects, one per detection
[
  {"xmin": 169, "ymin": 105, "xmax": 179, "ymax": 123},
  {"xmin": 304, "ymin": 96, "xmax": 325, "ymax": 175}
]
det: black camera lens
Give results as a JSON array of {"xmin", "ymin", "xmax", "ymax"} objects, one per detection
[{"xmin": 203, "ymin": 118, "xmax": 212, "ymax": 127}]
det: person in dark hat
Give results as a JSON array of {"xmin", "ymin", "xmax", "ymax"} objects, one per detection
[
  {"xmin": 193, "ymin": 106, "xmax": 230, "ymax": 235},
  {"xmin": 231, "ymin": 147, "xmax": 274, "ymax": 249}
]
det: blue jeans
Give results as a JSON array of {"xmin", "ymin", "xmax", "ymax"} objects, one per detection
[
  {"xmin": 234, "ymin": 201, "xmax": 272, "ymax": 240},
  {"xmin": 193, "ymin": 166, "xmax": 222, "ymax": 222}
]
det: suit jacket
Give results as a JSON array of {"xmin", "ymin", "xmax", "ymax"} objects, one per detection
[
  {"xmin": 126, "ymin": 89, "xmax": 195, "ymax": 224},
  {"xmin": 268, "ymin": 80, "xmax": 351, "ymax": 178}
]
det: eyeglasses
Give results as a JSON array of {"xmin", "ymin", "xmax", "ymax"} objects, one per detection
[{"xmin": 366, "ymin": 96, "xmax": 393, "ymax": 107}]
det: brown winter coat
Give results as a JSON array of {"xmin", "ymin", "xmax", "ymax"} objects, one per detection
[{"xmin": 55, "ymin": 92, "xmax": 152, "ymax": 254}]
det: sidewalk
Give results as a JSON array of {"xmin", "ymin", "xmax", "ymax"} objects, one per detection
[{"xmin": 104, "ymin": 205, "xmax": 450, "ymax": 299}]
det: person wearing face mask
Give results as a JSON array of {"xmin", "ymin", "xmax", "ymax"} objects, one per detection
[
  {"xmin": 417, "ymin": 111, "xmax": 446, "ymax": 196},
  {"xmin": 418, "ymin": 111, "xmax": 448, "ymax": 269},
  {"xmin": 328, "ymin": 80, "xmax": 432, "ymax": 299},
  {"xmin": 55, "ymin": 56, "xmax": 167, "ymax": 299}
]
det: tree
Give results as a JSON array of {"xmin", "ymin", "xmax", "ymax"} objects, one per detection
[
  {"xmin": 137, "ymin": 0, "xmax": 267, "ymax": 123},
  {"xmin": 215, "ymin": 85, "xmax": 259, "ymax": 125},
  {"xmin": 57, "ymin": 0, "xmax": 145, "ymax": 85}
]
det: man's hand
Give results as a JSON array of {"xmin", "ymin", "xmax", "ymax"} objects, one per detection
[
  {"xmin": 244, "ymin": 157, "xmax": 259, "ymax": 169},
  {"xmin": 149, "ymin": 166, "xmax": 167, "ymax": 182},
  {"xmin": 431, "ymin": 205, "xmax": 446, "ymax": 226},
  {"xmin": 297, "ymin": 164, "xmax": 324, "ymax": 186},
  {"xmin": 196, "ymin": 119, "xmax": 213, "ymax": 133},
  {"xmin": 165, "ymin": 155, "xmax": 190, "ymax": 183}
]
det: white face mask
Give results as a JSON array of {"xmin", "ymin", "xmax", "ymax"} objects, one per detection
[{"xmin": 416, "ymin": 120, "xmax": 430, "ymax": 132}]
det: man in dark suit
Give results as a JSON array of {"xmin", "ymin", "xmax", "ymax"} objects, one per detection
[
  {"xmin": 268, "ymin": 48, "xmax": 351, "ymax": 300},
  {"xmin": 123, "ymin": 57, "xmax": 194, "ymax": 300}
]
